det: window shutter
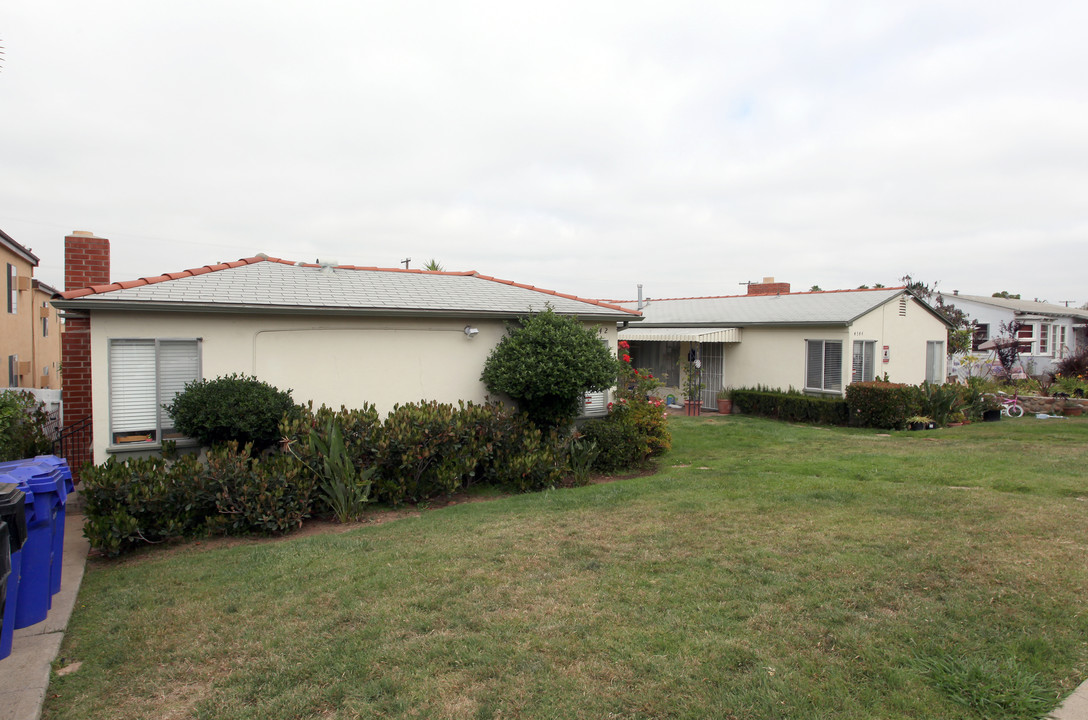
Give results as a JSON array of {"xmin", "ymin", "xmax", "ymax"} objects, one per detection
[
  {"xmin": 823, "ymin": 341, "xmax": 843, "ymax": 391},
  {"xmin": 806, "ymin": 341, "xmax": 823, "ymax": 389},
  {"xmin": 158, "ymin": 340, "xmax": 201, "ymax": 431},
  {"xmin": 110, "ymin": 340, "xmax": 157, "ymax": 435}
]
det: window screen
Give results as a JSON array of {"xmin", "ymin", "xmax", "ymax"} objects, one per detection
[
  {"xmin": 851, "ymin": 341, "xmax": 875, "ymax": 383},
  {"xmin": 806, "ymin": 340, "xmax": 843, "ymax": 392}
]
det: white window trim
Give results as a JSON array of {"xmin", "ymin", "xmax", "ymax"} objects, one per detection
[
  {"xmin": 925, "ymin": 341, "xmax": 945, "ymax": 384},
  {"xmin": 851, "ymin": 340, "xmax": 876, "ymax": 384},
  {"xmin": 108, "ymin": 338, "xmax": 202, "ymax": 450},
  {"xmin": 805, "ymin": 339, "xmax": 844, "ymax": 394}
]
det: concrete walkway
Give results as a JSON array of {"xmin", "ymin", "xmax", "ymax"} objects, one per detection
[
  {"xmin": 0, "ymin": 506, "xmax": 89, "ymax": 720},
  {"xmin": 0, "ymin": 505, "xmax": 1085, "ymax": 720}
]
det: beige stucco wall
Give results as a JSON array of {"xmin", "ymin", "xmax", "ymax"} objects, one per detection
[
  {"xmin": 33, "ymin": 286, "xmax": 62, "ymax": 389},
  {"xmin": 88, "ymin": 310, "xmax": 617, "ymax": 462},
  {"xmin": 643, "ymin": 296, "xmax": 949, "ymax": 402},
  {"xmin": 849, "ymin": 296, "xmax": 948, "ymax": 385},
  {"xmin": 1, "ymin": 250, "xmax": 47, "ymax": 388},
  {"xmin": 724, "ymin": 325, "xmax": 850, "ymax": 393}
]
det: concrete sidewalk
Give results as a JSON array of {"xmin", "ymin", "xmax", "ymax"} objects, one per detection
[
  {"xmin": 0, "ymin": 506, "xmax": 89, "ymax": 720},
  {"xmin": 0, "ymin": 506, "xmax": 1085, "ymax": 720}
]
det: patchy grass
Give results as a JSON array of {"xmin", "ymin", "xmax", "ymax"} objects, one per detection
[{"xmin": 44, "ymin": 416, "xmax": 1088, "ymax": 719}]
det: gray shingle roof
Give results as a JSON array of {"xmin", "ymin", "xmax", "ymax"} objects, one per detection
[
  {"xmin": 947, "ymin": 293, "xmax": 1088, "ymax": 320},
  {"xmin": 615, "ymin": 288, "xmax": 937, "ymax": 326},
  {"xmin": 53, "ymin": 256, "xmax": 640, "ymax": 320}
]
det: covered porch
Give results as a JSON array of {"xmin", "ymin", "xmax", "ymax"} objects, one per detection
[{"xmin": 619, "ymin": 327, "xmax": 742, "ymax": 409}]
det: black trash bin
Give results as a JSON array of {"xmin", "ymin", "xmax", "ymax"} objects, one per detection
[
  {"xmin": 0, "ymin": 481, "xmax": 28, "ymax": 660},
  {"xmin": 0, "ymin": 519, "xmax": 10, "ymax": 651}
]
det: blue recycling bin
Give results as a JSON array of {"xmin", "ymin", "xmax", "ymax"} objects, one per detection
[
  {"xmin": 0, "ymin": 461, "xmax": 64, "ymax": 630},
  {"xmin": 0, "ymin": 482, "xmax": 28, "ymax": 660},
  {"xmin": 0, "ymin": 456, "xmax": 72, "ymax": 600}
]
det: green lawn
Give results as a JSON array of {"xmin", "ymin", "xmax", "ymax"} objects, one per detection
[{"xmin": 45, "ymin": 416, "xmax": 1088, "ymax": 719}]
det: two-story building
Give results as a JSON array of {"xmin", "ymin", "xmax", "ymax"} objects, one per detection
[{"xmin": 1, "ymin": 229, "xmax": 62, "ymax": 391}]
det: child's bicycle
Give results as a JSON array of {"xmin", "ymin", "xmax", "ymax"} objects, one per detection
[{"xmin": 997, "ymin": 390, "xmax": 1024, "ymax": 418}]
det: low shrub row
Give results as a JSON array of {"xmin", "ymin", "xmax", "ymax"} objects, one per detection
[
  {"xmin": 82, "ymin": 401, "xmax": 583, "ymax": 555},
  {"xmin": 729, "ymin": 381, "xmax": 998, "ymax": 430},
  {"xmin": 731, "ymin": 388, "xmax": 850, "ymax": 426},
  {"xmin": 845, "ymin": 382, "xmax": 918, "ymax": 429}
]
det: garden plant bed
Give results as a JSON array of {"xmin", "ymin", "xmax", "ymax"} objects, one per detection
[{"xmin": 45, "ymin": 416, "xmax": 1088, "ymax": 720}]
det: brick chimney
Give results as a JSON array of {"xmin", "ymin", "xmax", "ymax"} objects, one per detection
[
  {"xmin": 65, "ymin": 230, "xmax": 110, "ymax": 290},
  {"xmin": 747, "ymin": 276, "xmax": 790, "ymax": 296},
  {"xmin": 61, "ymin": 231, "xmax": 109, "ymax": 467}
]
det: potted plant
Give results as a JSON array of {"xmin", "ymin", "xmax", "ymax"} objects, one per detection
[
  {"xmin": 907, "ymin": 415, "xmax": 932, "ymax": 431},
  {"xmin": 716, "ymin": 387, "xmax": 733, "ymax": 415}
]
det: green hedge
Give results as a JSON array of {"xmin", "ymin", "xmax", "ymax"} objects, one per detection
[
  {"xmin": 80, "ymin": 453, "xmax": 219, "ymax": 556},
  {"xmin": 845, "ymin": 382, "xmax": 919, "ymax": 429},
  {"xmin": 731, "ymin": 389, "xmax": 849, "ymax": 426},
  {"xmin": 82, "ymin": 400, "xmax": 591, "ymax": 553},
  {"xmin": 580, "ymin": 417, "xmax": 643, "ymax": 472}
]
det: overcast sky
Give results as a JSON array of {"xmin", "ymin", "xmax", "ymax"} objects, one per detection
[{"xmin": 2, "ymin": 1, "xmax": 1086, "ymax": 307}]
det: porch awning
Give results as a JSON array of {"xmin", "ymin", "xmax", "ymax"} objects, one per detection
[{"xmin": 619, "ymin": 327, "xmax": 741, "ymax": 343}]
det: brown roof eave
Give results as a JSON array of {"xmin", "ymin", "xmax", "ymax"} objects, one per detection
[{"xmin": 49, "ymin": 299, "xmax": 641, "ymax": 321}]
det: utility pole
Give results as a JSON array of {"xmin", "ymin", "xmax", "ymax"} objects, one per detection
[{"xmin": 400, "ymin": 257, "xmax": 411, "ymax": 269}]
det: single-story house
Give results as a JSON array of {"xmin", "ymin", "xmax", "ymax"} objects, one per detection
[
  {"xmin": 611, "ymin": 278, "xmax": 953, "ymax": 408},
  {"xmin": 52, "ymin": 231, "xmax": 640, "ymax": 464},
  {"xmin": 938, "ymin": 292, "xmax": 1088, "ymax": 377}
]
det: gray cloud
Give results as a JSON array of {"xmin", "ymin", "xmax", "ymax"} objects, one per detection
[{"xmin": 2, "ymin": 0, "xmax": 1085, "ymax": 306}]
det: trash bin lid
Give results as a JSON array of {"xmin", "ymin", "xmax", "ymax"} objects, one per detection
[{"xmin": 0, "ymin": 482, "xmax": 28, "ymax": 552}]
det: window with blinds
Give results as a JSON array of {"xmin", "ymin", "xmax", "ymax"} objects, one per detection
[
  {"xmin": 805, "ymin": 340, "xmax": 843, "ymax": 392},
  {"xmin": 109, "ymin": 338, "xmax": 201, "ymax": 445},
  {"xmin": 851, "ymin": 340, "xmax": 875, "ymax": 383}
]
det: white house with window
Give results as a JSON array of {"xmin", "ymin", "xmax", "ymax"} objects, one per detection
[
  {"xmin": 53, "ymin": 247, "xmax": 638, "ymax": 464},
  {"xmin": 615, "ymin": 285, "xmax": 952, "ymax": 408},
  {"xmin": 939, "ymin": 292, "xmax": 1087, "ymax": 377}
]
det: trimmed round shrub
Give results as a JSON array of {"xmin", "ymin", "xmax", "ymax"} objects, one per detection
[
  {"xmin": 166, "ymin": 374, "xmax": 297, "ymax": 450},
  {"xmin": 481, "ymin": 308, "xmax": 617, "ymax": 429}
]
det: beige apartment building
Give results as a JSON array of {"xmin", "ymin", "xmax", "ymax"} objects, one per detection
[{"xmin": 2, "ymin": 228, "xmax": 62, "ymax": 390}]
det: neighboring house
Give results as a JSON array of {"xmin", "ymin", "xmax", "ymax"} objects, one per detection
[
  {"xmin": 51, "ymin": 231, "xmax": 639, "ymax": 465},
  {"xmin": 611, "ymin": 278, "xmax": 953, "ymax": 408},
  {"xmin": 939, "ymin": 292, "xmax": 1087, "ymax": 377},
  {"xmin": 1, "ymin": 228, "xmax": 62, "ymax": 391}
]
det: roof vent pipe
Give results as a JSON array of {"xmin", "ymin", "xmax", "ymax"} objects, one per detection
[{"xmin": 637, "ymin": 284, "xmax": 643, "ymax": 311}]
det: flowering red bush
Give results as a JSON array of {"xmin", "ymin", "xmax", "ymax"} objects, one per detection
[{"xmin": 604, "ymin": 346, "xmax": 672, "ymax": 464}]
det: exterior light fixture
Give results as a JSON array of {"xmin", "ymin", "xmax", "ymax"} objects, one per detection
[{"xmin": 464, "ymin": 326, "xmax": 479, "ymax": 338}]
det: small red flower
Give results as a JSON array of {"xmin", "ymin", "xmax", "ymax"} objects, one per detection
[
  {"xmin": 622, "ymin": 354, "xmax": 631, "ymax": 363},
  {"xmin": 618, "ymin": 340, "xmax": 630, "ymax": 349}
]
